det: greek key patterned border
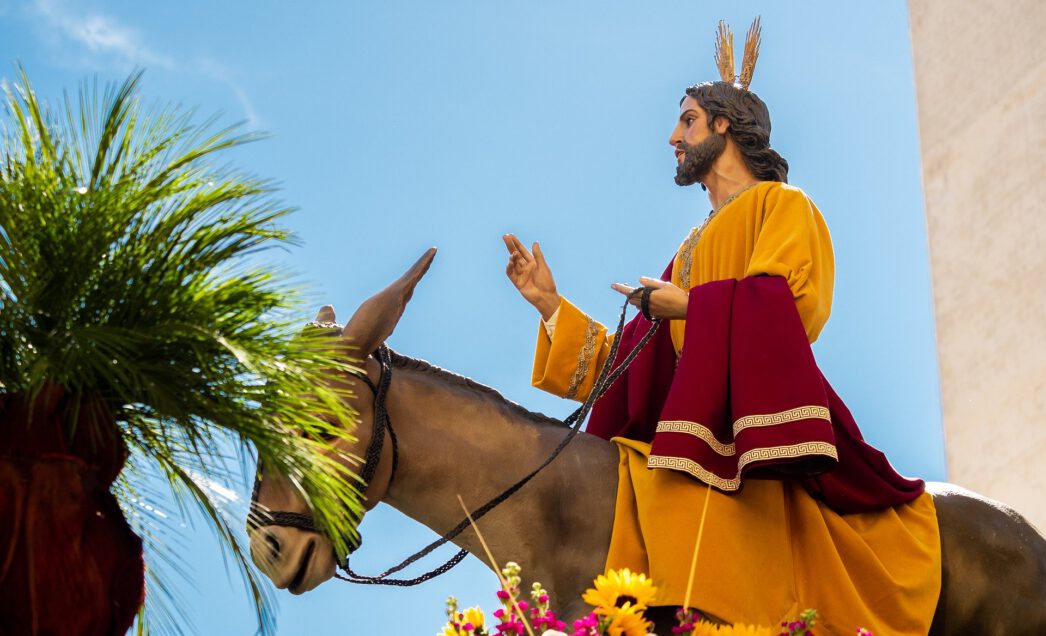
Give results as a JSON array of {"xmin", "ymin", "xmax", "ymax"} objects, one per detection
[
  {"xmin": 565, "ymin": 318, "xmax": 598, "ymax": 400},
  {"xmin": 647, "ymin": 441, "xmax": 838, "ymax": 491},
  {"xmin": 732, "ymin": 406, "xmax": 831, "ymax": 436},
  {"xmin": 657, "ymin": 404, "xmax": 829, "ymax": 457},
  {"xmin": 736, "ymin": 441, "xmax": 837, "ymax": 471},
  {"xmin": 647, "ymin": 454, "xmax": 740, "ymax": 491},
  {"xmin": 655, "ymin": 420, "xmax": 736, "ymax": 456}
]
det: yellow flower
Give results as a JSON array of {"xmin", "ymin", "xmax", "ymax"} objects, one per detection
[
  {"xmin": 687, "ymin": 621, "xmax": 773, "ymax": 636},
  {"xmin": 461, "ymin": 606, "xmax": 485, "ymax": 630},
  {"xmin": 581, "ymin": 568, "xmax": 657, "ymax": 615},
  {"xmin": 720, "ymin": 625, "xmax": 772, "ymax": 636},
  {"xmin": 436, "ymin": 607, "xmax": 485, "ymax": 636},
  {"xmin": 438, "ymin": 623, "xmax": 464, "ymax": 636},
  {"xmin": 688, "ymin": 622, "xmax": 721, "ymax": 636},
  {"xmin": 603, "ymin": 608, "xmax": 653, "ymax": 636}
]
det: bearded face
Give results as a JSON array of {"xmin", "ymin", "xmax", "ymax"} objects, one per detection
[{"xmin": 674, "ymin": 131, "xmax": 727, "ymax": 187}]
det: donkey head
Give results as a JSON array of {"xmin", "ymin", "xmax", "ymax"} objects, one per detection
[{"xmin": 248, "ymin": 248, "xmax": 435, "ymax": 594}]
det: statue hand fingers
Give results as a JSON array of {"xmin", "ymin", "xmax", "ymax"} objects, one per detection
[
  {"xmin": 502, "ymin": 234, "xmax": 527, "ymax": 259},
  {"xmin": 510, "ymin": 252, "xmax": 531, "ymax": 275},
  {"xmin": 532, "ymin": 241, "xmax": 551, "ymax": 269},
  {"xmin": 506, "ymin": 235, "xmax": 532, "ymax": 262},
  {"xmin": 639, "ymin": 276, "xmax": 667, "ymax": 288}
]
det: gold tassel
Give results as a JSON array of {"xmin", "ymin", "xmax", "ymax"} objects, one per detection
[
  {"xmin": 738, "ymin": 16, "xmax": 762, "ymax": 90},
  {"xmin": 714, "ymin": 21, "xmax": 735, "ymax": 84}
]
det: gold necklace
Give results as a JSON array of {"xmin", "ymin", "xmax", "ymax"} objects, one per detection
[{"xmin": 676, "ymin": 181, "xmax": 763, "ymax": 290}]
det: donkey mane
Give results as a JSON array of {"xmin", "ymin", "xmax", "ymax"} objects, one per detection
[{"xmin": 385, "ymin": 348, "xmax": 567, "ymax": 429}]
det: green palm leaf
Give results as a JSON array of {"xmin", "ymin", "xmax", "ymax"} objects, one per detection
[{"xmin": 0, "ymin": 67, "xmax": 364, "ymax": 635}]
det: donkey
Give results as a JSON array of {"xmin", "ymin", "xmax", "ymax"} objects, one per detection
[{"xmin": 249, "ymin": 250, "xmax": 1046, "ymax": 635}]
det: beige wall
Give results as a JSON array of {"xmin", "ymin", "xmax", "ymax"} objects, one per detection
[{"xmin": 909, "ymin": 0, "xmax": 1045, "ymax": 531}]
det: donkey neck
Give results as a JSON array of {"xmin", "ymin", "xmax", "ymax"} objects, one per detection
[
  {"xmin": 377, "ymin": 352, "xmax": 618, "ymax": 604},
  {"xmin": 381, "ymin": 352, "xmax": 572, "ymax": 528}
]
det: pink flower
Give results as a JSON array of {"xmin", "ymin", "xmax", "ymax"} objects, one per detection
[
  {"xmin": 570, "ymin": 612, "xmax": 600, "ymax": 636},
  {"xmin": 532, "ymin": 609, "xmax": 566, "ymax": 633}
]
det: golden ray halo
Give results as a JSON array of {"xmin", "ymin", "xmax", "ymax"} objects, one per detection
[{"xmin": 714, "ymin": 17, "xmax": 762, "ymax": 90}]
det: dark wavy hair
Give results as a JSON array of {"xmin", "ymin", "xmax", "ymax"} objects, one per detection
[{"xmin": 683, "ymin": 81, "xmax": 788, "ymax": 183}]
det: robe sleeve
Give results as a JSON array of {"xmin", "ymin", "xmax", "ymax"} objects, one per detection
[
  {"xmin": 744, "ymin": 185, "xmax": 835, "ymax": 343},
  {"xmin": 531, "ymin": 297, "xmax": 615, "ymax": 402}
]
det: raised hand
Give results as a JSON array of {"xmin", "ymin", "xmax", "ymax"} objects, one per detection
[{"xmin": 503, "ymin": 234, "xmax": 560, "ymax": 320}]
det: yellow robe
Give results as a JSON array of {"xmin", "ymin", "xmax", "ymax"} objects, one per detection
[{"xmin": 531, "ymin": 182, "xmax": 941, "ymax": 635}]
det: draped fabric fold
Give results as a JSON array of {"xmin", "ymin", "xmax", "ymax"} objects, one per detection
[
  {"xmin": 587, "ymin": 275, "xmax": 924, "ymax": 513},
  {"xmin": 0, "ymin": 387, "xmax": 144, "ymax": 636}
]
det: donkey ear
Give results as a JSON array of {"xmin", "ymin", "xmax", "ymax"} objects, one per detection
[
  {"xmin": 341, "ymin": 248, "xmax": 436, "ymax": 358},
  {"xmin": 315, "ymin": 305, "xmax": 337, "ymax": 323}
]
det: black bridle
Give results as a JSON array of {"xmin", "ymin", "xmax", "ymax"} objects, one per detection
[
  {"xmin": 248, "ymin": 343, "xmax": 396, "ymax": 559},
  {"xmin": 250, "ymin": 291, "xmax": 659, "ymax": 587}
]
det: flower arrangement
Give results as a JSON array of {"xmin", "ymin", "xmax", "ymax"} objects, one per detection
[
  {"xmin": 437, "ymin": 565, "xmax": 876, "ymax": 636},
  {"xmin": 441, "ymin": 563, "xmax": 568, "ymax": 636},
  {"xmin": 441, "ymin": 599, "xmax": 488, "ymax": 636},
  {"xmin": 444, "ymin": 493, "xmax": 874, "ymax": 636}
]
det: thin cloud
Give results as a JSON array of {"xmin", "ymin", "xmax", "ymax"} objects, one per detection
[
  {"xmin": 226, "ymin": 80, "xmax": 263, "ymax": 129},
  {"xmin": 197, "ymin": 57, "xmax": 264, "ymax": 129},
  {"xmin": 31, "ymin": 0, "xmax": 175, "ymax": 69},
  {"xmin": 27, "ymin": 0, "xmax": 262, "ymax": 128}
]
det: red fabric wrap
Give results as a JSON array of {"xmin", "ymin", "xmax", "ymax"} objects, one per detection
[
  {"xmin": 587, "ymin": 274, "xmax": 924, "ymax": 513},
  {"xmin": 0, "ymin": 386, "xmax": 144, "ymax": 636}
]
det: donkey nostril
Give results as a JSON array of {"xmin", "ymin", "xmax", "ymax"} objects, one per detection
[{"xmin": 265, "ymin": 533, "xmax": 281, "ymax": 559}]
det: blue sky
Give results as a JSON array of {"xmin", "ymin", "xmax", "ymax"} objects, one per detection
[{"xmin": 1, "ymin": 1, "xmax": 945, "ymax": 634}]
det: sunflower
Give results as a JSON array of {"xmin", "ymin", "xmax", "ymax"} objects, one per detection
[
  {"xmin": 687, "ymin": 622, "xmax": 773, "ymax": 636},
  {"xmin": 720, "ymin": 625, "xmax": 773, "ymax": 636},
  {"xmin": 603, "ymin": 608, "xmax": 653, "ymax": 636},
  {"xmin": 582, "ymin": 568, "xmax": 658, "ymax": 616}
]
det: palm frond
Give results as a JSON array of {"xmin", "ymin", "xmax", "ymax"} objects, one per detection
[
  {"xmin": 0, "ymin": 67, "xmax": 365, "ymax": 634},
  {"xmin": 115, "ymin": 465, "xmax": 197, "ymax": 636}
]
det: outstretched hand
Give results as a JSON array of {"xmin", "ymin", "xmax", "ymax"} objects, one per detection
[
  {"xmin": 611, "ymin": 277, "xmax": 688, "ymax": 320},
  {"xmin": 503, "ymin": 234, "xmax": 560, "ymax": 320}
]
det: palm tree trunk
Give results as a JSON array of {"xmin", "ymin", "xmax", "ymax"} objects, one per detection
[{"xmin": 0, "ymin": 386, "xmax": 144, "ymax": 636}]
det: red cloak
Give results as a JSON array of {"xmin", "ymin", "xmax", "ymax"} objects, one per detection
[{"xmin": 586, "ymin": 274, "xmax": 924, "ymax": 514}]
